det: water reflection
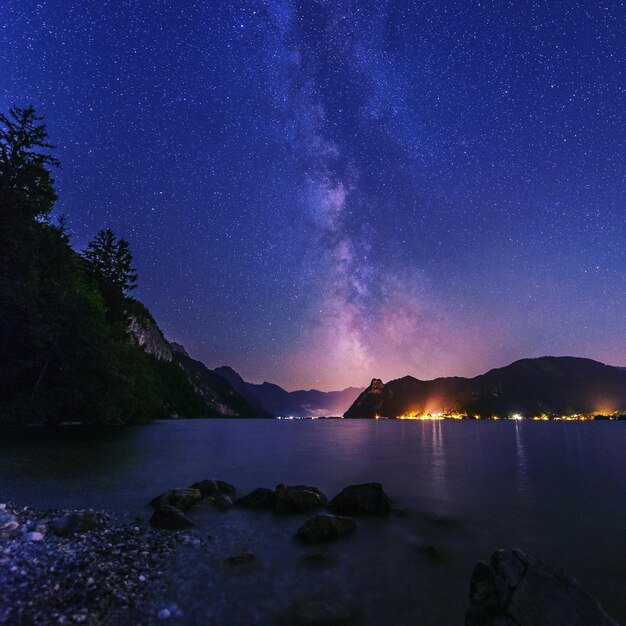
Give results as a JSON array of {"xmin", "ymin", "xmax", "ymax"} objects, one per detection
[{"xmin": 515, "ymin": 421, "xmax": 530, "ymax": 497}]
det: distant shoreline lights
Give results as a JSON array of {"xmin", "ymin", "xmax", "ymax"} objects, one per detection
[{"xmin": 373, "ymin": 411, "xmax": 625, "ymax": 421}]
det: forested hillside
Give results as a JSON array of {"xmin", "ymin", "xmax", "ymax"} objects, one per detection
[{"xmin": 0, "ymin": 106, "xmax": 248, "ymax": 425}]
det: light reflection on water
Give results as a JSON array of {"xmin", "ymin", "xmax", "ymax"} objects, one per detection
[{"xmin": 1, "ymin": 420, "xmax": 625, "ymax": 624}]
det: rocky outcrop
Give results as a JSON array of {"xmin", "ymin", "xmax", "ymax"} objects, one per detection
[
  {"xmin": 150, "ymin": 488, "xmax": 202, "ymax": 511},
  {"xmin": 343, "ymin": 379, "xmax": 386, "ymax": 419},
  {"xmin": 169, "ymin": 342, "xmax": 188, "ymax": 356},
  {"xmin": 344, "ymin": 357, "xmax": 626, "ymax": 418},
  {"xmin": 328, "ymin": 483, "xmax": 391, "ymax": 516},
  {"xmin": 465, "ymin": 549, "xmax": 618, "ymax": 626},
  {"xmin": 128, "ymin": 315, "xmax": 173, "ymax": 362},
  {"xmin": 296, "ymin": 515, "xmax": 356, "ymax": 543}
]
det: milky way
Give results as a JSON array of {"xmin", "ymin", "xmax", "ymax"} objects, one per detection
[{"xmin": 1, "ymin": 1, "xmax": 624, "ymax": 389}]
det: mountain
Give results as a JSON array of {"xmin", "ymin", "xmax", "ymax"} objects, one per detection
[
  {"xmin": 214, "ymin": 366, "xmax": 364, "ymax": 417},
  {"xmin": 173, "ymin": 352, "xmax": 270, "ymax": 418},
  {"xmin": 128, "ymin": 316, "xmax": 267, "ymax": 418},
  {"xmin": 203, "ymin": 365, "xmax": 273, "ymax": 417},
  {"xmin": 344, "ymin": 357, "xmax": 626, "ymax": 419}
]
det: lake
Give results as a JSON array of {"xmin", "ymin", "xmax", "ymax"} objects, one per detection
[{"xmin": 1, "ymin": 419, "xmax": 625, "ymax": 624}]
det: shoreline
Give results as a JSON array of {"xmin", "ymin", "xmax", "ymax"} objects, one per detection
[{"xmin": 0, "ymin": 502, "xmax": 209, "ymax": 625}]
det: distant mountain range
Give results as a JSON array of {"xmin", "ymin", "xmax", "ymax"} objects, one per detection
[
  {"xmin": 133, "ymin": 318, "xmax": 626, "ymax": 421},
  {"xmin": 344, "ymin": 357, "xmax": 626, "ymax": 419},
  {"xmin": 214, "ymin": 366, "xmax": 364, "ymax": 417},
  {"xmin": 130, "ymin": 317, "xmax": 362, "ymax": 418}
]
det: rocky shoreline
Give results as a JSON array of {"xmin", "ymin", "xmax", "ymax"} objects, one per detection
[
  {"xmin": 0, "ymin": 503, "xmax": 210, "ymax": 625},
  {"xmin": 1, "ymin": 480, "xmax": 620, "ymax": 626}
]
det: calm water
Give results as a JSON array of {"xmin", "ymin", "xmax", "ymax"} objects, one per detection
[{"xmin": 1, "ymin": 420, "xmax": 625, "ymax": 624}]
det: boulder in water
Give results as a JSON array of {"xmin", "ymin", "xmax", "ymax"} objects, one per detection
[
  {"xmin": 189, "ymin": 479, "xmax": 236, "ymax": 498},
  {"xmin": 235, "ymin": 487, "xmax": 276, "ymax": 510},
  {"xmin": 465, "ymin": 548, "xmax": 618, "ymax": 626},
  {"xmin": 296, "ymin": 515, "xmax": 356, "ymax": 543},
  {"xmin": 150, "ymin": 488, "xmax": 202, "ymax": 511},
  {"xmin": 149, "ymin": 505, "xmax": 195, "ymax": 530},
  {"xmin": 328, "ymin": 483, "xmax": 391, "ymax": 516},
  {"xmin": 214, "ymin": 494, "xmax": 234, "ymax": 511},
  {"xmin": 274, "ymin": 484, "xmax": 327, "ymax": 515},
  {"xmin": 288, "ymin": 599, "xmax": 356, "ymax": 625}
]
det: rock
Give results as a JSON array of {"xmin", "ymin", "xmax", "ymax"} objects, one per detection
[
  {"xmin": 328, "ymin": 483, "xmax": 391, "ymax": 516},
  {"xmin": 189, "ymin": 480, "xmax": 219, "ymax": 498},
  {"xmin": 26, "ymin": 531, "xmax": 44, "ymax": 542},
  {"xmin": 157, "ymin": 608, "xmax": 171, "ymax": 620},
  {"xmin": 149, "ymin": 505, "xmax": 195, "ymax": 530},
  {"xmin": 417, "ymin": 545, "xmax": 445, "ymax": 561},
  {"xmin": 274, "ymin": 484, "xmax": 327, "ymax": 515},
  {"xmin": 188, "ymin": 479, "xmax": 235, "ymax": 498},
  {"xmin": 216, "ymin": 480, "xmax": 236, "ymax": 496},
  {"xmin": 214, "ymin": 494, "xmax": 234, "ymax": 511},
  {"xmin": 150, "ymin": 488, "xmax": 202, "ymax": 511},
  {"xmin": 296, "ymin": 515, "xmax": 356, "ymax": 543},
  {"xmin": 0, "ymin": 509, "xmax": 18, "ymax": 533},
  {"xmin": 236, "ymin": 487, "xmax": 276, "ymax": 510},
  {"xmin": 49, "ymin": 511, "xmax": 101, "ymax": 537},
  {"xmin": 289, "ymin": 599, "xmax": 355, "ymax": 625},
  {"xmin": 227, "ymin": 551, "xmax": 256, "ymax": 565},
  {"xmin": 465, "ymin": 549, "xmax": 618, "ymax": 626}
]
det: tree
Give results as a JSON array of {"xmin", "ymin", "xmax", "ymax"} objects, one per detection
[
  {"xmin": 83, "ymin": 228, "xmax": 138, "ymax": 293},
  {"xmin": 0, "ymin": 105, "xmax": 60, "ymax": 223}
]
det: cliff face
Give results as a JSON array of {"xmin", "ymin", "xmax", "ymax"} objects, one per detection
[
  {"xmin": 128, "ymin": 315, "xmax": 173, "ymax": 362},
  {"xmin": 128, "ymin": 311, "xmax": 265, "ymax": 418},
  {"xmin": 344, "ymin": 357, "xmax": 626, "ymax": 418}
]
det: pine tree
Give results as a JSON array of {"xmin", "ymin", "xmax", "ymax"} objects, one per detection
[
  {"xmin": 83, "ymin": 228, "xmax": 138, "ymax": 294},
  {"xmin": 0, "ymin": 105, "xmax": 60, "ymax": 223}
]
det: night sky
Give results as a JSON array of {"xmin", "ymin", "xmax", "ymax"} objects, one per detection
[{"xmin": 1, "ymin": 1, "xmax": 624, "ymax": 390}]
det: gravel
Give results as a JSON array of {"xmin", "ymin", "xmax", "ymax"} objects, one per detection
[{"xmin": 0, "ymin": 503, "xmax": 210, "ymax": 625}]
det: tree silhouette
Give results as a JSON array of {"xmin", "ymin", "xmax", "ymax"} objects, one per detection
[
  {"xmin": 83, "ymin": 228, "xmax": 138, "ymax": 294},
  {"xmin": 0, "ymin": 105, "xmax": 60, "ymax": 223}
]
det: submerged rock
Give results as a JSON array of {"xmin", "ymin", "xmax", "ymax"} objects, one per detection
[
  {"xmin": 149, "ymin": 505, "xmax": 195, "ymax": 530},
  {"xmin": 296, "ymin": 515, "xmax": 356, "ymax": 543},
  {"xmin": 227, "ymin": 550, "xmax": 256, "ymax": 565},
  {"xmin": 328, "ymin": 483, "xmax": 391, "ymax": 516},
  {"xmin": 417, "ymin": 544, "xmax": 446, "ymax": 561},
  {"xmin": 49, "ymin": 511, "xmax": 101, "ymax": 537},
  {"xmin": 214, "ymin": 494, "xmax": 234, "ymax": 511},
  {"xmin": 465, "ymin": 548, "xmax": 618, "ymax": 626},
  {"xmin": 236, "ymin": 487, "xmax": 276, "ymax": 510},
  {"xmin": 189, "ymin": 479, "xmax": 236, "ymax": 498},
  {"xmin": 288, "ymin": 599, "xmax": 356, "ymax": 625},
  {"xmin": 274, "ymin": 484, "xmax": 327, "ymax": 515},
  {"xmin": 150, "ymin": 488, "xmax": 202, "ymax": 511}
]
